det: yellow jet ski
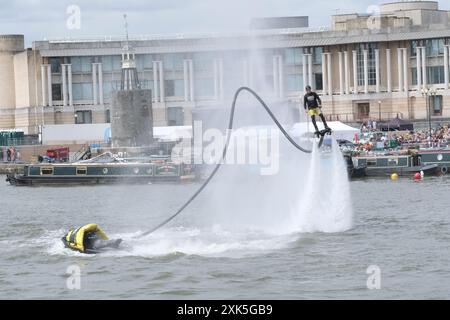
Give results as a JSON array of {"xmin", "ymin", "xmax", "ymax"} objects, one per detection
[{"xmin": 62, "ymin": 224, "xmax": 122, "ymax": 254}]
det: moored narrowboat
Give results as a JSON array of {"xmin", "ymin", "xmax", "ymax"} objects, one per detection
[
  {"xmin": 352, "ymin": 153, "xmax": 439, "ymax": 177},
  {"xmin": 417, "ymin": 149, "xmax": 450, "ymax": 175},
  {"xmin": 6, "ymin": 153, "xmax": 194, "ymax": 186}
]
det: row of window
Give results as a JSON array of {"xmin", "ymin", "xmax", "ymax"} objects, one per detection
[
  {"xmin": 51, "ymin": 78, "xmax": 216, "ymax": 101},
  {"xmin": 70, "ymin": 108, "xmax": 184, "ymax": 126},
  {"xmin": 411, "ymin": 66, "xmax": 448, "ymax": 85},
  {"xmin": 50, "ymin": 65, "xmax": 450, "ymax": 102},
  {"xmin": 411, "ymin": 39, "xmax": 446, "ymax": 57}
]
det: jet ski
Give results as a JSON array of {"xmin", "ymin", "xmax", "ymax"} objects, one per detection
[{"xmin": 62, "ymin": 223, "xmax": 122, "ymax": 254}]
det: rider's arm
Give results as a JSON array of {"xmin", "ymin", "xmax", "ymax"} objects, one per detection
[
  {"xmin": 303, "ymin": 95, "xmax": 307, "ymax": 109},
  {"xmin": 315, "ymin": 92, "xmax": 322, "ymax": 107}
]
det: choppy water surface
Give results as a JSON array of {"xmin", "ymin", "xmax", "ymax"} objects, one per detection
[{"xmin": 1, "ymin": 175, "xmax": 449, "ymax": 299}]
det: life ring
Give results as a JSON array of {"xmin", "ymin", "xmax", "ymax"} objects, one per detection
[{"xmin": 441, "ymin": 166, "xmax": 448, "ymax": 175}]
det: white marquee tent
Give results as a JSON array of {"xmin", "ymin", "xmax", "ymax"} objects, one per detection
[{"xmin": 290, "ymin": 121, "xmax": 359, "ymax": 141}]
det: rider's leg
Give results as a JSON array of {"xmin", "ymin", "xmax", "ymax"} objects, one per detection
[
  {"xmin": 319, "ymin": 113, "xmax": 330, "ymax": 130},
  {"xmin": 311, "ymin": 115, "xmax": 320, "ymax": 133}
]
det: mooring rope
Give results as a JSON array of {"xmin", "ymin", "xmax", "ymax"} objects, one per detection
[{"xmin": 138, "ymin": 86, "xmax": 312, "ymax": 237}]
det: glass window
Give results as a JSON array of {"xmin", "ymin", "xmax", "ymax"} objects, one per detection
[
  {"xmin": 195, "ymin": 78, "xmax": 215, "ymax": 97},
  {"xmin": 411, "ymin": 67, "xmax": 444, "ymax": 86},
  {"xmin": 163, "ymin": 53, "xmax": 184, "ymax": 72},
  {"xmin": 313, "ymin": 47, "xmax": 323, "ymax": 64},
  {"xmin": 103, "ymin": 82, "xmax": 113, "ymax": 99},
  {"xmin": 193, "ymin": 53, "xmax": 214, "ymax": 72},
  {"xmin": 71, "ymin": 57, "xmax": 82, "ymax": 73},
  {"xmin": 427, "ymin": 66, "xmax": 445, "ymax": 84},
  {"xmin": 284, "ymin": 48, "xmax": 303, "ymax": 66},
  {"xmin": 71, "ymin": 56, "xmax": 93, "ymax": 73},
  {"xmin": 315, "ymin": 73, "xmax": 323, "ymax": 91},
  {"xmin": 52, "ymin": 84, "xmax": 62, "ymax": 101},
  {"xmin": 167, "ymin": 107, "xmax": 184, "ymax": 126},
  {"xmin": 165, "ymin": 80, "xmax": 175, "ymax": 97},
  {"xmin": 430, "ymin": 95, "xmax": 443, "ymax": 116},
  {"xmin": 425, "ymin": 39, "xmax": 444, "ymax": 57},
  {"xmin": 75, "ymin": 110, "xmax": 92, "ymax": 124},
  {"xmin": 357, "ymin": 43, "xmax": 377, "ymax": 86},
  {"xmin": 81, "ymin": 57, "xmax": 93, "ymax": 73},
  {"xmin": 82, "ymin": 83, "xmax": 93, "ymax": 100},
  {"xmin": 387, "ymin": 158, "xmax": 398, "ymax": 166},
  {"xmin": 73, "ymin": 83, "xmax": 82, "ymax": 100},
  {"xmin": 49, "ymin": 58, "xmax": 61, "ymax": 73},
  {"xmin": 72, "ymin": 83, "xmax": 93, "ymax": 101},
  {"xmin": 411, "ymin": 67, "xmax": 417, "ymax": 85},
  {"xmin": 410, "ymin": 40, "xmax": 418, "ymax": 57},
  {"xmin": 174, "ymin": 79, "xmax": 184, "ymax": 97},
  {"xmin": 136, "ymin": 54, "xmax": 153, "ymax": 71},
  {"xmin": 105, "ymin": 109, "xmax": 111, "ymax": 123},
  {"xmin": 101, "ymin": 56, "xmax": 122, "ymax": 72},
  {"xmin": 164, "ymin": 80, "xmax": 184, "ymax": 97},
  {"xmin": 113, "ymin": 56, "xmax": 122, "ymax": 71},
  {"xmin": 287, "ymin": 74, "xmax": 302, "ymax": 92}
]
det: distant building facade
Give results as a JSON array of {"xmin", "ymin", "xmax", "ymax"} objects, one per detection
[{"xmin": 2, "ymin": 1, "xmax": 450, "ymax": 134}]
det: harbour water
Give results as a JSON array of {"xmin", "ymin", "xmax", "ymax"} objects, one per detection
[{"xmin": 1, "ymin": 174, "xmax": 450, "ymax": 299}]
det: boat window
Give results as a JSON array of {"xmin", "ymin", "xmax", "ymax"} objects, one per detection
[
  {"xmin": 76, "ymin": 167, "xmax": 87, "ymax": 175},
  {"xmin": 388, "ymin": 158, "xmax": 398, "ymax": 166},
  {"xmin": 41, "ymin": 168, "xmax": 54, "ymax": 175},
  {"xmin": 366, "ymin": 159, "xmax": 377, "ymax": 166}
]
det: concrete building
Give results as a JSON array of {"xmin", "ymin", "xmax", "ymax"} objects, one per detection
[{"xmin": 2, "ymin": 1, "xmax": 450, "ymax": 135}]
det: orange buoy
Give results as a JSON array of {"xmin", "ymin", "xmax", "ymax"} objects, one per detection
[{"xmin": 413, "ymin": 172, "xmax": 421, "ymax": 181}]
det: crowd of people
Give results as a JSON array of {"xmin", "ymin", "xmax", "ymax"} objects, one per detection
[{"xmin": 354, "ymin": 123, "xmax": 450, "ymax": 152}]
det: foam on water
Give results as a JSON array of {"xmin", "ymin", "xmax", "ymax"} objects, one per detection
[{"xmin": 42, "ymin": 226, "xmax": 298, "ymax": 258}]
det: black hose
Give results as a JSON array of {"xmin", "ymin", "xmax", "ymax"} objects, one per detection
[{"xmin": 138, "ymin": 86, "xmax": 312, "ymax": 237}]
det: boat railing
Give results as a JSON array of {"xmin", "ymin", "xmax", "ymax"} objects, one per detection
[{"xmin": 74, "ymin": 152, "xmax": 126, "ymax": 164}]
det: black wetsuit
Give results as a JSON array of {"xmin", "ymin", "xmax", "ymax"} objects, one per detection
[
  {"xmin": 304, "ymin": 92, "xmax": 321, "ymax": 110},
  {"xmin": 303, "ymin": 91, "xmax": 330, "ymax": 133},
  {"xmin": 84, "ymin": 231, "xmax": 122, "ymax": 251}
]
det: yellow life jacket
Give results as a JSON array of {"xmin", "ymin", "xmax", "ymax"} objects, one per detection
[{"xmin": 64, "ymin": 223, "xmax": 108, "ymax": 253}]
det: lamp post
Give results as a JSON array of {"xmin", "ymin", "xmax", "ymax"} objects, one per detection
[
  {"xmin": 421, "ymin": 87, "xmax": 437, "ymax": 146},
  {"xmin": 378, "ymin": 100, "xmax": 382, "ymax": 121}
]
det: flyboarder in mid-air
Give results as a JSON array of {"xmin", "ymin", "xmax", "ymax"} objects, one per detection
[{"xmin": 303, "ymin": 85, "xmax": 332, "ymax": 137}]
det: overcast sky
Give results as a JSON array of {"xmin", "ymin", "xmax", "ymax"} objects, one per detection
[{"xmin": 1, "ymin": 0, "xmax": 450, "ymax": 46}]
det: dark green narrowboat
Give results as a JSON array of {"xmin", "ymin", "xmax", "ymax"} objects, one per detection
[
  {"xmin": 6, "ymin": 153, "xmax": 194, "ymax": 185},
  {"xmin": 352, "ymin": 153, "xmax": 439, "ymax": 177}
]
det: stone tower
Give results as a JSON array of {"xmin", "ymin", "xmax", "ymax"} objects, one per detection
[{"xmin": 110, "ymin": 15, "xmax": 153, "ymax": 148}]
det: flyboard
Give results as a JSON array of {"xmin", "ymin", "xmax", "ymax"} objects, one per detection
[{"xmin": 316, "ymin": 128, "xmax": 333, "ymax": 148}]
